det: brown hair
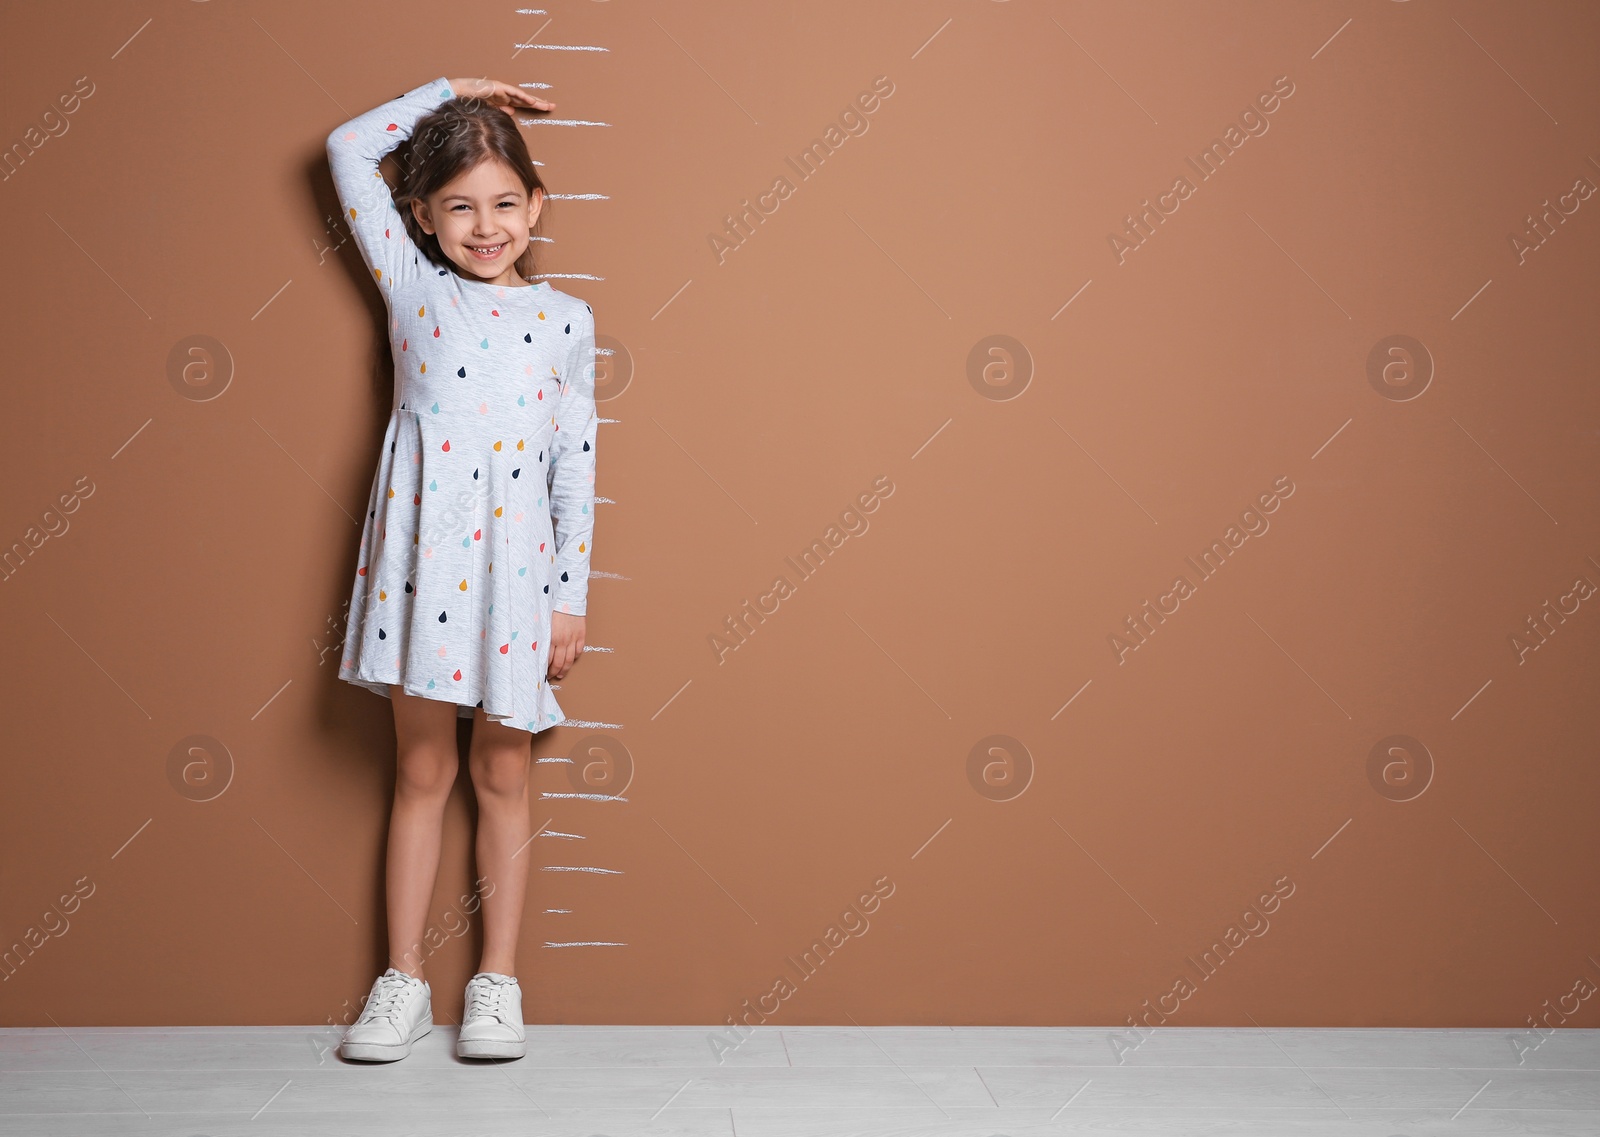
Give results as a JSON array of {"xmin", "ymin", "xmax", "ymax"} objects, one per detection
[{"xmin": 392, "ymin": 96, "xmax": 548, "ymax": 283}]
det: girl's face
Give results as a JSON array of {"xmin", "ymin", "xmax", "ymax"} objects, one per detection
[{"xmin": 412, "ymin": 158, "xmax": 543, "ymax": 288}]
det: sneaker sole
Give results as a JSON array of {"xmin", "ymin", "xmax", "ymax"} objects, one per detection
[
  {"xmin": 456, "ymin": 1035, "xmax": 526, "ymax": 1060},
  {"xmin": 340, "ymin": 1019, "xmax": 433, "ymax": 1062}
]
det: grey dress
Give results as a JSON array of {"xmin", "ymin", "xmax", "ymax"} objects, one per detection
[{"xmin": 328, "ymin": 76, "xmax": 597, "ymax": 733}]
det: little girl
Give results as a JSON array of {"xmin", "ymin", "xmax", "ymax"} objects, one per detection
[{"xmin": 325, "ymin": 75, "xmax": 598, "ymax": 1062}]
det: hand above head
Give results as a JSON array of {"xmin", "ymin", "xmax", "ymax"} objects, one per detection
[{"xmin": 448, "ymin": 77, "xmax": 556, "ymax": 115}]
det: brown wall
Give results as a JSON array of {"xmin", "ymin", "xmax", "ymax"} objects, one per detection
[{"xmin": 2, "ymin": 0, "xmax": 1597, "ymax": 1037}]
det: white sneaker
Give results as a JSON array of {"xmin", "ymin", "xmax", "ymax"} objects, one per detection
[
  {"xmin": 340, "ymin": 968, "xmax": 433, "ymax": 1062},
  {"xmin": 457, "ymin": 971, "xmax": 526, "ymax": 1059}
]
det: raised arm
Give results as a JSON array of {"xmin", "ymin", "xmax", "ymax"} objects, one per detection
[
  {"xmin": 548, "ymin": 305, "xmax": 599, "ymax": 616},
  {"xmin": 324, "ymin": 76, "xmax": 455, "ymax": 297}
]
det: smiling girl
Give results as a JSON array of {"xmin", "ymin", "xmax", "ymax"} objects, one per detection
[{"xmin": 325, "ymin": 76, "xmax": 599, "ymax": 1062}]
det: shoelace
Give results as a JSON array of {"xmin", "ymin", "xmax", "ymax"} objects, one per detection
[
  {"xmin": 356, "ymin": 973, "xmax": 417, "ymax": 1024},
  {"xmin": 465, "ymin": 977, "xmax": 513, "ymax": 1023}
]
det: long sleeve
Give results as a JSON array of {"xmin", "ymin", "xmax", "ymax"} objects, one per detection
[
  {"xmin": 548, "ymin": 304, "xmax": 599, "ymax": 615},
  {"xmin": 324, "ymin": 76, "xmax": 455, "ymax": 299}
]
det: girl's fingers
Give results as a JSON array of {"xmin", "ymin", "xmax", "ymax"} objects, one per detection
[
  {"xmin": 450, "ymin": 78, "xmax": 556, "ymax": 109},
  {"xmin": 496, "ymin": 81, "xmax": 547, "ymax": 106},
  {"xmin": 496, "ymin": 90, "xmax": 548, "ymax": 115},
  {"xmin": 455, "ymin": 79, "xmax": 554, "ymax": 111}
]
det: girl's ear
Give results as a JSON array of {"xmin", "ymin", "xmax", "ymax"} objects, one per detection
[
  {"xmin": 526, "ymin": 187, "xmax": 543, "ymax": 228},
  {"xmin": 411, "ymin": 196, "xmax": 436, "ymax": 236}
]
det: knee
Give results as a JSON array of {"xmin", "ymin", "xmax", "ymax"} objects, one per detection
[
  {"xmin": 396, "ymin": 745, "xmax": 459, "ymax": 799},
  {"xmin": 469, "ymin": 748, "xmax": 529, "ymax": 801}
]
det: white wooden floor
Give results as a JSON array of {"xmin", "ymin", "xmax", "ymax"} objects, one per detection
[{"xmin": 0, "ymin": 1025, "xmax": 1595, "ymax": 1135}]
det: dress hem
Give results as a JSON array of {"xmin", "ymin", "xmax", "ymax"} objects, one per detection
[{"xmin": 337, "ymin": 669, "xmax": 565, "ymax": 736}]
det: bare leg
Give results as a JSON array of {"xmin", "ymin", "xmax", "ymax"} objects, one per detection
[
  {"xmin": 467, "ymin": 709, "xmax": 533, "ymax": 977},
  {"xmin": 385, "ymin": 686, "xmax": 460, "ymax": 981}
]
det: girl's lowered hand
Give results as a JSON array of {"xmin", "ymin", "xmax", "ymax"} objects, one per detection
[
  {"xmin": 448, "ymin": 77, "xmax": 555, "ymax": 115},
  {"xmin": 547, "ymin": 612, "xmax": 586, "ymax": 681}
]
